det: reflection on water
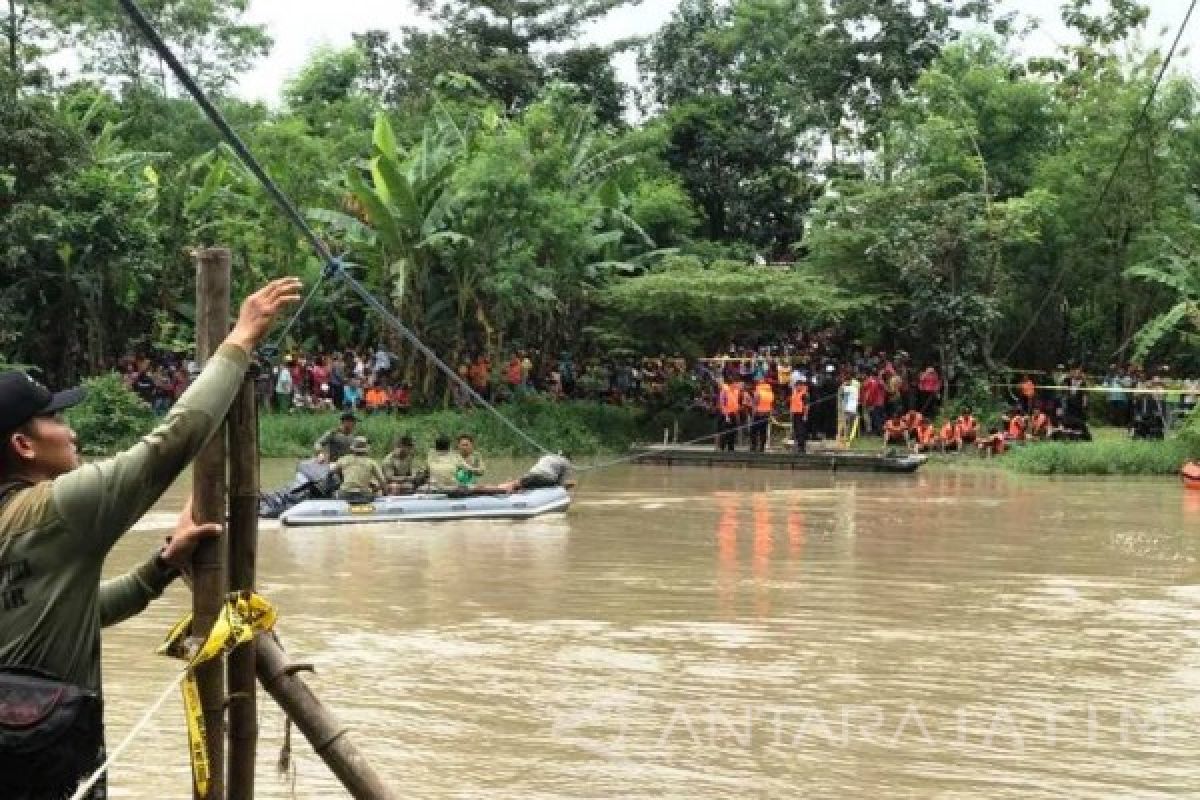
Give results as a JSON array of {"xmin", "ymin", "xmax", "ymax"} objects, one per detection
[{"xmin": 98, "ymin": 461, "xmax": 1200, "ymax": 798}]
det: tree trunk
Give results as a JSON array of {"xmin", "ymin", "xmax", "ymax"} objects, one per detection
[
  {"xmin": 193, "ymin": 248, "xmax": 231, "ymax": 800},
  {"xmin": 7, "ymin": 0, "xmax": 18, "ymax": 98}
]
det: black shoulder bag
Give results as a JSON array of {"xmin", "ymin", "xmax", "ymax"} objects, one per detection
[{"xmin": 0, "ymin": 480, "xmax": 105, "ymax": 796}]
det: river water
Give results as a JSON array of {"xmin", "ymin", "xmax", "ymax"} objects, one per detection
[{"xmin": 100, "ymin": 460, "xmax": 1200, "ymax": 799}]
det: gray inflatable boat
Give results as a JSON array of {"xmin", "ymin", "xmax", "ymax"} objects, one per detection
[{"xmin": 279, "ymin": 487, "xmax": 572, "ymax": 527}]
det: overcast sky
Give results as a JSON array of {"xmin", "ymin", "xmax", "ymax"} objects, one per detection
[{"xmin": 233, "ymin": 0, "xmax": 1198, "ymax": 104}]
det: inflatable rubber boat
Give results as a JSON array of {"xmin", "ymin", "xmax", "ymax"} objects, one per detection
[{"xmin": 279, "ymin": 486, "xmax": 572, "ymax": 527}]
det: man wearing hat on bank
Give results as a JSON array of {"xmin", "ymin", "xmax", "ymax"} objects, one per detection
[
  {"xmin": 0, "ymin": 277, "xmax": 302, "ymax": 799},
  {"xmin": 331, "ymin": 436, "xmax": 386, "ymax": 503},
  {"xmin": 316, "ymin": 410, "xmax": 358, "ymax": 461}
]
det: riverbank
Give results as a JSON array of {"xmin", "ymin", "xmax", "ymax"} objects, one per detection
[
  {"xmin": 256, "ymin": 400, "xmax": 705, "ymax": 458},
  {"xmin": 843, "ymin": 427, "xmax": 1198, "ymax": 476}
]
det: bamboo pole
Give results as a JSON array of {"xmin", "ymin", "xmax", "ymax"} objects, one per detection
[
  {"xmin": 193, "ymin": 247, "xmax": 230, "ymax": 800},
  {"xmin": 256, "ymin": 634, "xmax": 396, "ymax": 800},
  {"xmin": 227, "ymin": 371, "xmax": 259, "ymax": 800}
]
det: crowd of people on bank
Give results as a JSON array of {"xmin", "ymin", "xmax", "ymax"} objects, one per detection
[
  {"xmin": 115, "ymin": 331, "xmax": 1198, "ymax": 451},
  {"xmin": 699, "ymin": 344, "xmax": 1199, "ymax": 455}
]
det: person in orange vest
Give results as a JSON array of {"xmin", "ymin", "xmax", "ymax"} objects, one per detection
[
  {"xmin": 938, "ymin": 418, "xmax": 962, "ymax": 452},
  {"xmin": 903, "ymin": 408, "xmax": 924, "ymax": 433},
  {"xmin": 977, "ymin": 425, "xmax": 1006, "ymax": 457},
  {"xmin": 1006, "ymin": 410, "xmax": 1027, "ymax": 442},
  {"xmin": 789, "ymin": 376, "xmax": 810, "ymax": 453},
  {"xmin": 715, "ymin": 377, "xmax": 741, "ymax": 452},
  {"xmin": 750, "ymin": 376, "xmax": 775, "ymax": 452},
  {"xmin": 883, "ymin": 413, "xmax": 908, "ymax": 446},
  {"xmin": 1029, "ymin": 407, "xmax": 1050, "ymax": 439},
  {"xmin": 912, "ymin": 417, "xmax": 937, "ymax": 453},
  {"xmin": 956, "ymin": 407, "xmax": 978, "ymax": 445}
]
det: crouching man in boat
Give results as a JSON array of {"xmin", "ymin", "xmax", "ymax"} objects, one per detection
[
  {"xmin": 331, "ymin": 436, "xmax": 386, "ymax": 503},
  {"xmin": 0, "ymin": 277, "xmax": 302, "ymax": 799},
  {"xmin": 499, "ymin": 453, "xmax": 577, "ymax": 493},
  {"xmin": 382, "ymin": 434, "xmax": 428, "ymax": 495}
]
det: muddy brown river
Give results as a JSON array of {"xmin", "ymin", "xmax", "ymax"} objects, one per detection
[{"xmin": 100, "ymin": 460, "xmax": 1200, "ymax": 798}]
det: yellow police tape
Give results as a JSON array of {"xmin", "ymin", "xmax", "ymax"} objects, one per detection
[{"xmin": 158, "ymin": 591, "xmax": 278, "ymax": 798}]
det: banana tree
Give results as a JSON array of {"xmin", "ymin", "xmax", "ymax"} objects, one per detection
[{"xmin": 312, "ymin": 112, "xmax": 471, "ymax": 397}]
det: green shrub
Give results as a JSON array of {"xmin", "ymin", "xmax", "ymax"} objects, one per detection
[
  {"xmin": 257, "ymin": 398, "xmax": 659, "ymax": 459},
  {"xmin": 66, "ymin": 373, "xmax": 156, "ymax": 455},
  {"xmin": 1002, "ymin": 436, "xmax": 1198, "ymax": 476}
]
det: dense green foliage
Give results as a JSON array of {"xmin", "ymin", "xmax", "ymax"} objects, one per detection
[
  {"xmin": 65, "ymin": 373, "xmax": 156, "ymax": 455},
  {"xmin": 2, "ymin": 0, "xmax": 1199, "ymax": 394}
]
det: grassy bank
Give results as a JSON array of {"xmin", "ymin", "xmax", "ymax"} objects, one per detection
[
  {"xmin": 997, "ymin": 418, "xmax": 1200, "ymax": 476},
  {"xmin": 999, "ymin": 436, "xmax": 1197, "ymax": 476},
  {"xmin": 257, "ymin": 399, "xmax": 708, "ymax": 459}
]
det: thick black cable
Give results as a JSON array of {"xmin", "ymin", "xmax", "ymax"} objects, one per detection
[
  {"xmin": 334, "ymin": 268, "xmax": 552, "ymax": 454},
  {"xmin": 1003, "ymin": 0, "xmax": 1197, "ymax": 363}
]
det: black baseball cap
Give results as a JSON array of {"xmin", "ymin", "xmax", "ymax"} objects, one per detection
[
  {"xmin": 340, "ymin": 411, "xmax": 358, "ymax": 422},
  {"xmin": 0, "ymin": 372, "xmax": 86, "ymax": 432}
]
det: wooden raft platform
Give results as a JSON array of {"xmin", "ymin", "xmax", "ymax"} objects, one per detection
[{"xmin": 630, "ymin": 445, "xmax": 927, "ymax": 473}]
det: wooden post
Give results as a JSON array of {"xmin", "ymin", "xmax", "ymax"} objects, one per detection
[
  {"xmin": 256, "ymin": 634, "xmax": 396, "ymax": 800},
  {"xmin": 194, "ymin": 248, "xmax": 230, "ymax": 800},
  {"xmin": 227, "ymin": 371, "xmax": 259, "ymax": 800}
]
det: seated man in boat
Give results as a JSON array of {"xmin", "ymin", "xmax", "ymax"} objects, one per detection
[
  {"xmin": 938, "ymin": 418, "xmax": 961, "ymax": 453},
  {"xmin": 455, "ymin": 433, "xmax": 486, "ymax": 487},
  {"xmin": 331, "ymin": 436, "xmax": 386, "ymax": 503},
  {"xmin": 382, "ymin": 434, "xmax": 425, "ymax": 495},
  {"xmin": 426, "ymin": 434, "xmax": 465, "ymax": 491},
  {"xmin": 500, "ymin": 453, "xmax": 577, "ymax": 493}
]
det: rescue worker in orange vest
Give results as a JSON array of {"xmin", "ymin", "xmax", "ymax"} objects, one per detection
[
  {"xmin": 883, "ymin": 413, "xmax": 908, "ymax": 446},
  {"xmin": 1007, "ymin": 411, "xmax": 1027, "ymax": 442},
  {"xmin": 715, "ymin": 377, "xmax": 741, "ymax": 452},
  {"xmin": 912, "ymin": 417, "xmax": 937, "ymax": 453},
  {"xmin": 956, "ymin": 407, "xmax": 979, "ymax": 444},
  {"xmin": 1029, "ymin": 407, "xmax": 1050, "ymax": 440},
  {"xmin": 978, "ymin": 425, "xmax": 1006, "ymax": 457},
  {"xmin": 939, "ymin": 419, "xmax": 962, "ymax": 452},
  {"xmin": 789, "ymin": 377, "xmax": 810, "ymax": 453},
  {"xmin": 751, "ymin": 377, "xmax": 775, "ymax": 452}
]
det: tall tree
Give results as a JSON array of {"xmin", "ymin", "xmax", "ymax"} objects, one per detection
[
  {"xmin": 2, "ymin": 0, "xmax": 61, "ymax": 97},
  {"xmin": 65, "ymin": 0, "xmax": 271, "ymax": 93},
  {"xmin": 404, "ymin": 0, "xmax": 642, "ymax": 111}
]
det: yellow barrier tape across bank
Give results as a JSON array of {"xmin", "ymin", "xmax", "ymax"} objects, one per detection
[
  {"xmin": 991, "ymin": 383, "xmax": 1194, "ymax": 395},
  {"xmin": 159, "ymin": 591, "xmax": 277, "ymax": 798}
]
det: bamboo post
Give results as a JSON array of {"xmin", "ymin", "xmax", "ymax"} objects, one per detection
[
  {"xmin": 256, "ymin": 634, "xmax": 396, "ymax": 800},
  {"xmin": 194, "ymin": 248, "xmax": 230, "ymax": 800},
  {"xmin": 227, "ymin": 370, "xmax": 259, "ymax": 800}
]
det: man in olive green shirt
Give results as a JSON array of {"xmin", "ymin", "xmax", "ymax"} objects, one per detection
[
  {"xmin": 316, "ymin": 411, "xmax": 358, "ymax": 461},
  {"xmin": 0, "ymin": 277, "xmax": 301, "ymax": 799},
  {"xmin": 332, "ymin": 436, "xmax": 386, "ymax": 502},
  {"xmin": 382, "ymin": 434, "xmax": 421, "ymax": 494}
]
